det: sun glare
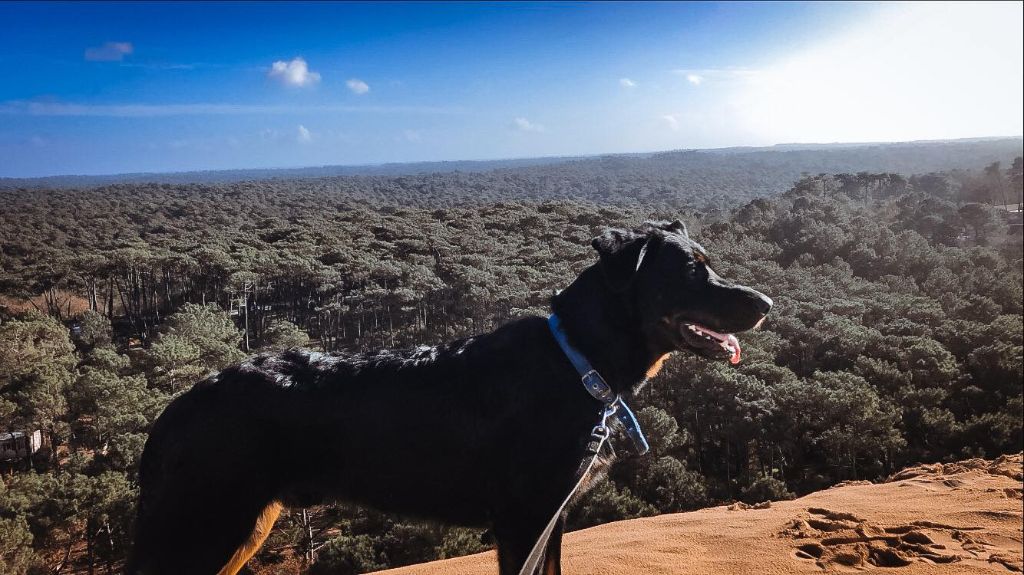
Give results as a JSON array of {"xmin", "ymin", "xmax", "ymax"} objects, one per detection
[{"xmin": 732, "ymin": 2, "xmax": 1024, "ymax": 144}]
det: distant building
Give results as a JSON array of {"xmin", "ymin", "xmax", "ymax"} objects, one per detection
[
  {"xmin": 0, "ymin": 430, "xmax": 43, "ymax": 463},
  {"xmin": 998, "ymin": 203, "xmax": 1024, "ymax": 233}
]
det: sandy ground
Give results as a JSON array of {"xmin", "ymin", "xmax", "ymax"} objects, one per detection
[
  {"xmin": 0, "ymin": 292, "xmax": 91, "ymax": 315},
  {"xmin": 376, "ymin": 454, "xmax": 1023, "ymax": 575}
]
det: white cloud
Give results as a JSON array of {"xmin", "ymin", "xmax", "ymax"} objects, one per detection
[
  {"xmin": 296, "ymin": 124, "xmax": 312, "ymax": 143},
  {"xmin": 268, "ymin": 57, "xmax": 321, "ymax": 87},
  {"xmin": 619, "ymin": 78, "xmax": 636, "ymax": 88},
  {"xmin": 402, "ymin": 129, "xmax": 422, "ymax": 142},
  {"xmin": 84, "ymin": 41, "xmax": 133, "ymax": 62},
  {"xmin": 661, "ymin": 114, "xmax": 680, "ymax": 131},
  {"xmin": 346, "ymin": 78, "xmax": 370, "ymax": 95},
  {"xmin": 671, "ymin": 68, "xmax": 760, "ymax": 84},
  {"xmin": 514, "ymin": 117, "xmax": 545, "ymax": 132}
]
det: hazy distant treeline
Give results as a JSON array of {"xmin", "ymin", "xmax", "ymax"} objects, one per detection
[{"xmin": 2, "ymin": 138, "xmax": 1020, "ymax": 206}]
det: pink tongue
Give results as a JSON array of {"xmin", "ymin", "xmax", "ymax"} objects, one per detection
[{"xmin": 726, "ymin": 334, "xmax": 741, "ymax": 365}]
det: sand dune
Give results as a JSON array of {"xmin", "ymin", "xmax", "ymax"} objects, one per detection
[{"xmin": 376, "ymin": 454, "xmax": 1023, "ymax": 575}]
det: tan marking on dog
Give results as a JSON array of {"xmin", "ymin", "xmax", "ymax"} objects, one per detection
[
  {"xmin": 216, "ymin": 501, "xmax": 283, "ymax": 575},
  {"xmin": 543, "ymin": 550, "xmax": 560, "ymax": 575},
  {"xmin": 646, "ymin": 353, "xmax": 672, "ymax": 379}
]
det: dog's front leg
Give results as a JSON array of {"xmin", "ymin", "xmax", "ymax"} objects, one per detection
[
  {"xmin": 541, "ymin": 513, "xmax": 565, "ymax": 575},
  {"xmin": 493, "ymin": 516, "xmax": 548, "ymax": 575}
]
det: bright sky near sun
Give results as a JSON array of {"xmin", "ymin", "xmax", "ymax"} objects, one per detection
[{"xmin": 0, "ymin": 1, "xmax": 1021, "ymax": 177}]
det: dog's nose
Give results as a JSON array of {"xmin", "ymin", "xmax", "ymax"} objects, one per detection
[{"xmin": 754, "ymin": 293, "xmax": 773, "ymax": 315}]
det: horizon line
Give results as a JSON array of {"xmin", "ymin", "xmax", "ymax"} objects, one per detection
[{"xmin": 3, "ymin": 134, "xmax": 1021, "ymax": 182}]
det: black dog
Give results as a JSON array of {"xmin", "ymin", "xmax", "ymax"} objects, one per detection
[{"xmin": 127, "ymin": 220, "xmax": 771, "ymax": 575}]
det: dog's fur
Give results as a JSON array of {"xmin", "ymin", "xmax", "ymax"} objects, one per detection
[{"xmin": 127, "ymin": 220, "xmax": 771, "ymax": 575}]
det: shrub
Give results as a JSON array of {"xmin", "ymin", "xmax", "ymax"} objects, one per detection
[
  {"xmin": 308, "ymin": 534, "xmax": 385, "ymax": 575},
  {"xmin": 740, "ymin": 475, "xmax": 795, "ymax": 504}
]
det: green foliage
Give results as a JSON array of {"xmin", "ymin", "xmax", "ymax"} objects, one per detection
[
  {"xmin": 631, "ymin": 456, "xmax": 709, "ymax": 511},
  {"xmin": 379, "ymin": 522, "xmax": 444, "ymax": 567},
  {"xmin": 634, "ymin": 407, "xmax": 687, "ymax": 455},
  {"xmin": 75, "ymin": 310, "xmax": 112, "ymax": 349},
  {"xmin": 80, "ymin": 346, "xmax": 130, "ymax": 373},
  {"xmin": 611, "ymin": 408, "xmax": 708, "ymax": 511},
  {"xmin": 437, "ymin": 527, "xmax": 489, "ymax": 559},
  {"xmin": 0, "ymin": 516, "xmax": 36, "ymax": 575},
  {"xmin": 0, "ymin": 158, "xmax": 1020, "ymax": 572},
  {"xmin": 143, "ymin": 303, "xmax": 244, "ymax": 392},
  {"xmin": 740, "ymin": 475, "xmax": 795, "ymax": 504},
  {"xmin": 0, "ymin": 313, "xmax": 77, "ymax": 456},
  {"xmin": 308, "ymin": 534, "xmax": 387, "ymax": 575},
  {"xmin": 0, "ymin": 473, "xmax": 65, "ymax": 561},
  {"xmin": 71, "ymin": 368, "xmax": 167, "ymax": 464},
  {"xmin": 958, "ymin": 203, "xmax": 1004, "ymax": 245},
  {"xmin": 0, "ymin": 477, "xmax": 42, "ymax": 575},
  {"xmin": 261, "ymin": 319, "xmax": 310, "ymax": 351},
  {"xmin": 566, "ymin": 477, "xmax": 656, "ymax": 530},
  {"xmin": 66, "ymin": 471, "xmax": 138, "ymax": 564}
]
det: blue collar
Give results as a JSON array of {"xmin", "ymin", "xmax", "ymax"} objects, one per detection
[{"xmin": 548, "ymin": 314, "xmax": 650, "ymax": 455}]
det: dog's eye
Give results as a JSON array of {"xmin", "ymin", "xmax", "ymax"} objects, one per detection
[{"xmin": 693, "ymin": 252, "xmax": 708, "ymax": 265}]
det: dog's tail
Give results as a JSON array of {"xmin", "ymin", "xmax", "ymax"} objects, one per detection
[{"xmin": 215, "ymin": 501, "xmax": 283, "ymax": 575}]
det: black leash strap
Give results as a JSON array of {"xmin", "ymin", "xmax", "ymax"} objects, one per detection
[{"xmin": 516, "ymin": 406, "xmax": 613, "ymax": 575}]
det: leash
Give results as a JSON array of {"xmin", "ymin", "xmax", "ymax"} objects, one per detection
[
  {"xmin": 517, "ymin": 405, "xmax": 613, "ymax": 575},
  {"xmin": 515, "ymin": 316, "xmax": 650, "ymax": 575},
  {"xmin": 547, "ymin": 314, "xmax": 649, "ymax": 456}
]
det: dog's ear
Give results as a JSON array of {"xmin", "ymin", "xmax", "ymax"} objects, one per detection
[
  {"xmin": 592, "ymin": 229, "xmax": 649, "ymax": 292},
  {"xmin": 641, "ymin": 219, "xmax": 688, "ymax": 237},
  {"xmin": 665, "ymin": 219, "xmax": 688, "ymax": 237}
]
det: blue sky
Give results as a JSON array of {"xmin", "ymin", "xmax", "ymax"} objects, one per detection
[{"xmin": 1, "ymin": 1, "xmax": 1021, "ymax": 177}]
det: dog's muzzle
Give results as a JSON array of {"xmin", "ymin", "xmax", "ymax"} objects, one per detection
[{"xmin": 678, "ymin": 322, "xmax": 742, "ymax": 364}]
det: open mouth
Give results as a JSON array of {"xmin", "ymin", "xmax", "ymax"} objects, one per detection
[{"xmin": 679, "ymin": 322, "xmax": 742, "ymax": 365}]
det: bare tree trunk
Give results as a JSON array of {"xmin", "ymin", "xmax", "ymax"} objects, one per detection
[
  {"xmin": 388, "ymin": 305, "xmax": 395, "ymax": 347},
  {"xmin": 106, "ymin": 280, "xmax": 115, "ymax": 318},
  {"xmin": 303, "ymin": 508, "xmax": 315, "ymax": 563},
  {"xmin": 53, "ymin": 538, "xmax": 74, "ymax": 574},
  {"xmin": 86, "ymin": 521, "xmax": 95, "ymax": 575},
  {"xmin": 243, "ymin": 292, "xmax": 250, "ymax": 352},
  {"xmin": 89, "ymin": 278, "xmax": 98, "ymax": 312},
  {"xmin": 105, "ymin": 523, "xmax": 114, "ymax": 575}
]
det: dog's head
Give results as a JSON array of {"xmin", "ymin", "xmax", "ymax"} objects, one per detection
[{"xmin": 592, "ymin": 220, "xmax": 772, "ymax": 364}]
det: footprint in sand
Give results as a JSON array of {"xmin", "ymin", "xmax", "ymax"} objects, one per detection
[{"xmin": 783, "ymin": 508, "xmax": 1022, "ymax": 571}]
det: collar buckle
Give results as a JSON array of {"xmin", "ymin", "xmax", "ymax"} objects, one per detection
[
  {"xmin": 549, "ymin": 314, "xmax": 650, "ymax": 456},
  {"xmin": 581, "ymin": 370, "xmax": 615, "ymax": 403}
]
